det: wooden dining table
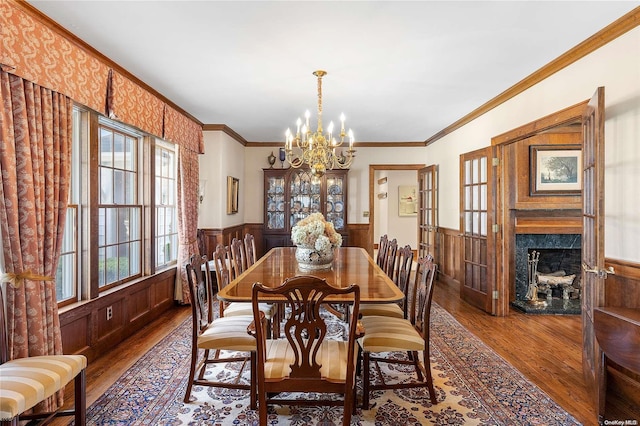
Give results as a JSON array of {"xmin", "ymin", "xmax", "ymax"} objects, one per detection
[{"xmin": 217, "ymin": 246, "xmax": 404, "ymax": 304}]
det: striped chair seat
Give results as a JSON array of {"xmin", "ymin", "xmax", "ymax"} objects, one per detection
[
  {"xmin": 358, "ymin": 315, "xmax": 423, "ymax": 352},
  {"xmin": 223, "ymin": 302, "xmax": 277, "ymax": 320},
  {"xmin": 263, "ymin": 339, "xmax": 355, "ymax": 382},
  {"xmin": 197, "ymin": 315, "xmax": 257, "ymax": 352},
  {"xmin": 0, "ymin": 354, "xmax": 87, "ymax": 420},
  {"xmin": 356, "ymin": 303, "xmax": 404, "ymax": 319}
]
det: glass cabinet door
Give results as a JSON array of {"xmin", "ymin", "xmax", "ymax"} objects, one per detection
[
  {"xmin": 289, "ymin": 169, "xmax": 321, "ymax": 228},
  {"xmin": 266, "ymin": 175, "xmax": 285, "ymax": 230},
  {"xmin": 325, "ymin": 174, "xmax": 345, "ymax": 230}
]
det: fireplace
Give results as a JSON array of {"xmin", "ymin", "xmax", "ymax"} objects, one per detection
[{"xmin": 512, "ymin": 234, "xmax": 581, "ymax": 314}]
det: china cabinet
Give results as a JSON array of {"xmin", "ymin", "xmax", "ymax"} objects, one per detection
[{"xmin": 263, "ymin": 167, "xmax": 348, "ymax": 253}]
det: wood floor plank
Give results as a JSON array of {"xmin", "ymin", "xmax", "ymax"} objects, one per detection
[{"xmin": 51, "ymin": 279, "xmax": 597, "ymax": 425}]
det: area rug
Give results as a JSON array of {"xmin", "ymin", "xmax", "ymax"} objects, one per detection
[{"xmin": 83, "ymin": 303, "xmax": 580, "ymax": 425}]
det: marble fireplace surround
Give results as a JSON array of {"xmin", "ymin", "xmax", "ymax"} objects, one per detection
[{"xmin": 512, "ymin": 233, "xmax": 582, "ymax": 314}]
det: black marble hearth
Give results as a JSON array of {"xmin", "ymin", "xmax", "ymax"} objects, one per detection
[{"xmin": 512, "ymin": 233, "xmax": 581, "ymax": 315}]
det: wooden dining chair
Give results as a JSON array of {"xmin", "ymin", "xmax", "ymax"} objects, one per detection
[
  {"xmin": 244, "ymin": 233, "xmax": 257, "ymax": 267},
  {"xmin": 376, "ymin": 234, "xmax": 389, "ymax": 269},
  {"xmin": 248, "ymin": 276, "xmax": 363, "ymax": 426},
  {"xmin": 212, "ymin": 244, "xmax": 279, "ymax": 338},
  {"xmin": 384, "ymin": 238, "xmax": 399, "ymax": 278},
  {"xmin": 230, "ymin": 237, "xmax": 247, "ymax": 277},
  {"xmin": 358, "ymin": 254, "xmax": 438, "ymax": 409},
  {"xmin": 183, "ymin": 254, "xmax": 256, "ymax": 407},
  {"xmin": 357, "ymin": 244, "xmax": 414, "ymax": 320},
  {"xmin": 0, "ymin": 286, "xmax": 87, "ymax": 426}
]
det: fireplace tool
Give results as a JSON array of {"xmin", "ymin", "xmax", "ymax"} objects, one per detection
[{"xmin": 526, "ymin": 250, "xmax": 546, "ymax": 307}]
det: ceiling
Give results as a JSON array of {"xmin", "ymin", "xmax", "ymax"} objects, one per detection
[{"xmin": 28, "ymin": 1, "xmax": 638, "ymax": 144}]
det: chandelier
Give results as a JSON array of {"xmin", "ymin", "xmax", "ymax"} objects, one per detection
[{"xmin": 284, "ymin": 70, "xmax": 355, "ymax": 177}]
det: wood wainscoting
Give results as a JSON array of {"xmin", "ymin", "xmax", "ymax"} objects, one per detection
[
  {"xmin": 58, "ymin": 268, "xmax": 176, "ymax": 363},
  {"xmin": 436, "ymin": 227, "xmax": 462, "ymax": 286}
]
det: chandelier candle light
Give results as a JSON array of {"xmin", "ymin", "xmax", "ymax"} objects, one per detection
[{"xmin": 284, "ymin": 70, "xmax": 355, "ymax": 177}]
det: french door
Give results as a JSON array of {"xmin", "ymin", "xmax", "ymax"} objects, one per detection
[
  {"xmin": 581, "ymin": 87, "xmax": 608, "ymax": 410},
  {"xmin": 460, "ymin": 147, "xmax": 495, "ymax": 313},
  {"xmin": 418, "ymin": 165, "xmax": 437, "ymax": 259}
]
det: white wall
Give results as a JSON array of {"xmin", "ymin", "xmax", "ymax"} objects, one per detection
[
  {"xmin": 198, "ymin": 131, "xmax": 246, "ymax": 229},
  {"xmin": 205, "ymin": 26, "xmax": 640, "ymax": 263},
  {"xmin": 375, "ymin": 170, "xmax": 418, "ymax": 248}
]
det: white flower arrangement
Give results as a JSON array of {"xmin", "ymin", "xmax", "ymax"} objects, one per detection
[{"xmin": 291, "ymin": 212, "xmax": 342, "ymax": 252}]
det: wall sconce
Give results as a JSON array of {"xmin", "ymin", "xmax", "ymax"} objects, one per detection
[{"xmin": 198, "ymin": 180, "xmax": 207, "ymax": 204}]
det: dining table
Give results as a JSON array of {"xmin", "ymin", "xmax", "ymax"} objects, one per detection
[{"xmin": 217, "ymin": 246, "xmax": 404, "ymax": 304}]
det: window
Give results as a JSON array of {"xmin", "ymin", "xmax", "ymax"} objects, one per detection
[
  {"xmin": 56, "ymin": 108, "xmax": 180, "ymax": 303},
  {"xmin": 155, "ymin": 140, "xmax": 178, "ymax": 268},
  {"xmin": 56, "ymin": 107, "xmax": 84, "ymax": 304},
  {"xmin": 97, "ymin": 124, "xmax": 142, "ymax": 288}
]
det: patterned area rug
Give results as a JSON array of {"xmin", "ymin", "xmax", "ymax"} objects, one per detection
[{"xmin": 84, "ymin": 303, "xmax": 580, "ymax": 425}]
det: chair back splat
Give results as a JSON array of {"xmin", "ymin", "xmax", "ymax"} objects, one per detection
[
  {"xmin": 250, "ymin": 276, "xmax": 361, "ymax": 426},
  {"xmin": 376, "ymin": 234, "xmax": 389, "ymax": 268},
  {"xmin": 395, "ymin": 244, "xmax": 415, "ymax": 317},
  {"xmin": 230, "ymin": 237, "xmax": 247, "ymax": 277},
  {"xmin": 384, "ymin": 238, "xmax": 399, "ymax": 278},
  {"xmin": 244, "ymin": 233, "xmax": 257, "ymax": 267}
]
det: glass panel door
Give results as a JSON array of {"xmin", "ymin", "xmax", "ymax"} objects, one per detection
[
  {"xmin": 326, "ymin": 173, "xmax": 345, "ymax": 230},
  {"xmin": 266, "ymin": 175, "xmax": 285, "ymax": 230}
]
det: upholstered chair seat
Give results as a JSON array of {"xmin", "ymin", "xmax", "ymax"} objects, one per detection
[
  {"xmin": 197, "ymin": 316, "xmax": 257, "ymax": 352},
  {"xmin": 0, "ymin": 355, "xmax": 87, "ymax": 421},
  {"xmin": 357, "ymin": 303, "xmax": 404, "ymax": 319},
  {"xmin": 261, "ymin": 339, "xmax": 356, "ymax": 382},
  {"xmin": 358, "ymin": 315, "xmax": 424, "ymax": 352}
]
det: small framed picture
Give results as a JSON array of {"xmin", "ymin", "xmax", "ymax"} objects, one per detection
[
  {"xmin": 530, "ymin": 145, "xmax": 582, "ymax": 196},
  {"xmin": 227, "ymin": 176, "xmax": 239, "ymax": 214},
  {"xmin": 398, "ymin": 185, "xmax": 418, "ymax": 216}
]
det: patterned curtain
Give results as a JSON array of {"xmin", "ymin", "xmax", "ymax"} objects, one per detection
[
  {"xmin": 174, "ymin": 145, "xmax": 200, "ymax": 304},
  {"xmin": 0, "ymin": 70, "xmax": 72, "ymax": 411}
]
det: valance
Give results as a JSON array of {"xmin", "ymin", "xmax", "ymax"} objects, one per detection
[
  {"xmin": 0, "ymin": 1, "xmax": 109, "ymax": 114},
  {"xmin": 163, "ymin": 105, "xmax": 205, "ymax": 154},
  {"xmin": 107, "ymin": 70, "xmax": 164, "ymax": 138}
]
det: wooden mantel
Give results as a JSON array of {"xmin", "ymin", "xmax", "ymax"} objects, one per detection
[{"xmin": 513, "ymin": 209, "xmax": 582, "ymax": 235}]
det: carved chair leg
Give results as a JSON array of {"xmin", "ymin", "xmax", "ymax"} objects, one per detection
[
  {"xmin": 362, "ymin": 352, "xmax": 371, "ymax": 410},
  {"xmin": 75, "ymin": 369, "xmax": 87, "ymax": 425}
]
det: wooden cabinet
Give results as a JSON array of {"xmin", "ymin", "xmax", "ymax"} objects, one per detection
[{"xmin": 263, "ymin": 167, "xmax": 348, "ymax": 253}]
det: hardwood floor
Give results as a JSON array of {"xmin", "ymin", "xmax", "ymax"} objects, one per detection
[{"xmin": 53, "ymin": 278, "xmax": 597, "ymax": 425}]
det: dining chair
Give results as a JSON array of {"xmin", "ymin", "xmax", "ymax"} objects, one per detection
[
  {"xmin": 212, "ymin": 244, "xmax": 280, "ymax": 338},
  {"xmin": 0, "ymin": 286, "xmax": 87, "ymax": 426},
  {"xmin": 358, "ymin": 254, "xmax": 438, "ymax": 409},
  {"xmin": 183, "ymin": 254, "xmax": 256, "ymax": 407},
  {"xmin": 244, "ymin": 233, "xmax": 257, "ymax": 267},
  {"xmin": 230, "ymin": 237, "xmax": 247, "ymax": 277},
  {"xmin": 384, "ymin": 238, "xmax": 398, "ymax": 278},
  {"xmin": 376, "ymin": 234, "xmax": 389, "ymax": 269},
  {"xmin": 357, "ymin": 244, "xmax": 414, "ymax": 320},
  {"xmin": 248, "ymin": 275, "xmax": 363, "ymax": 426}
]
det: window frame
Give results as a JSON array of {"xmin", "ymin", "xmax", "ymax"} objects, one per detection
[{"xmin": 56, "ymin": 107, "xmax": 181, "ymax": 305}]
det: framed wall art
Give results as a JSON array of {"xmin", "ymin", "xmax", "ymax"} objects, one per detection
[
  {"xmin": 227, "ymin": 176, "xmax": 239, "ymax": 214},
  {"xmin": 530, "ymin": 145, "xmax": 582, "ymax": 196},
  {"xmin": 398, "ymin": 185, "xmax": 418, "ymax": 216}
]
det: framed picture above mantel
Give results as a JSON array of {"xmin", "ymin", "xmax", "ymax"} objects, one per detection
[{"xmin": 530, "ymin": 145, "xmax": 582, "ymax": 196}]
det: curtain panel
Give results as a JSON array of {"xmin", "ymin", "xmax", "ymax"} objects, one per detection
[
  {"xmin": 1, "ymin": 0, "xmax": 109, "ymax": 114},
  {"xmin": 0, "ymin": 70, "xmax": 72, "ymax": 411},
  {"xmin": 175, "ymin": 145, "xmax": 200, "ymax": 304}
]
